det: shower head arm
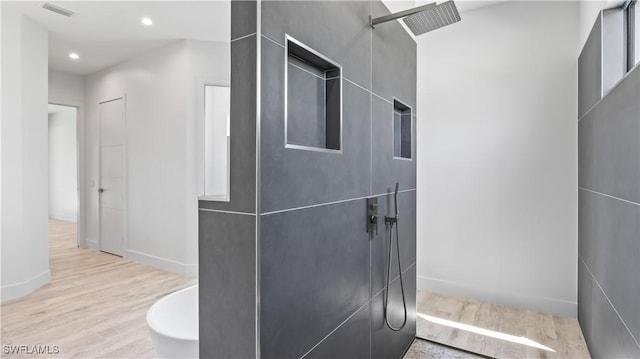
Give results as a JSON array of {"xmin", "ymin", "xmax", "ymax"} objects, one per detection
[{"xmin": 369, "ymin": 3, "xmax": 436, "ymax": 28}]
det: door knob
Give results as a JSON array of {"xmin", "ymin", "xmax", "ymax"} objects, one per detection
[{"xmin": 98, "ymin": 188, "xmax": 105, "ymax": 193}]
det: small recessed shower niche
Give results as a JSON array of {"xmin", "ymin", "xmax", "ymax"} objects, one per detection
[
  {"xmin": 285, "ymin": 35, "xmax": 342, "ymax": 152},
  {"xmin": 393, "ymin": 99, "xmax": 412, "ymax": 160}
]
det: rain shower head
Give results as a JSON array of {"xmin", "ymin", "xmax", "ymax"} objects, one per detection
[
  {"xmin": 370, "ymin": 1, "xmax": 461, "ymax": 36},
  {"xmin": 403, "ymin": 1, "xmax": 460, "ymax": 35}
]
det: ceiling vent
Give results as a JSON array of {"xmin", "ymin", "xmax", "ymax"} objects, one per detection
[{"xmin": 42, "ymin": 2, "xmax": 76, "ymax": 17}]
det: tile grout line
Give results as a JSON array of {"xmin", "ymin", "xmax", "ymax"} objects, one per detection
[
  {"xmin": 369, "ymin": 9, "xmax": 373, "ymax": 359},
  {"xmin": 255, "ymin": 1, "xmax": 263, "ymax": 358},
  {"xmin": 343, "ymin": 78, "xmax": 395, "ymax": 107},
  {"xmin": 262, "ymin": 33, "xmax": 285, "ymax": 48},
  {"xmin": 371, "ymin": 91, "xmax": 393, "ymax": 106},
  {"xmin": 578, "ymin": 60, "xmax": 640, "ymax": 122},
  {"xmin": 297, "ymin": 262, "xmax": 417, "ymax": 359},
  {"xmin": 386, "ymin": 261, "xmax": 417, "ymax": 290},
  {"xmin": 298, "ymin": 296, "xmax": 373, "ymax": 359},
  {"xmin": 231, "ymin": 32, "xmax": 257, "ymax": 43},
  {"xmin": 579, "ymin": 256, "xmax": 640, "ymax": 349},
  {"xmin": 198, "ymin": 208, "xmax": 256, "ymax": 216},
  {"xmin": 289, "ymin": 61, "xmax": 326, "ymax": 81},
  {"xmin": 261, "ymin": 189, "xmax": 416, "ymax": 216},
  {"xmin": 578, "ymin": 187, "xmax": 640, "ymax": 206}
]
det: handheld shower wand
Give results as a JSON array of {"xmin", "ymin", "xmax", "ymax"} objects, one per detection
[
  {"xmin": 393, "ymin": 182, "xmax": 399, "ymax": 219},
  {"xmin": 384, "ymin": 182, "xmax": 407, "ymax": 331}
]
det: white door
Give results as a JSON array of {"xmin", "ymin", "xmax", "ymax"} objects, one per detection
[{"xmin": 99, "ymin": 98, "xmax": 125, "ymax": 256}]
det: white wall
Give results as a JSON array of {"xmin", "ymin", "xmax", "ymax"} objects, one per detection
[
  {"xmin": 416, "ymin": 1, "xmax": 578, "ymax": 316},
  {"xmin": 48, "ymin": 106, "xmax": 78, "ymax": 222},
  {"xmin": 49, "ymin": 70, "xmax": 85, "ymax": 104},
  {"xmin": 1, "ymin": 8, "xmax": 50, "ymax": 301},
  {"xmin": 84, "ymin": 40, "xmax": 229, "ymax": 276}
]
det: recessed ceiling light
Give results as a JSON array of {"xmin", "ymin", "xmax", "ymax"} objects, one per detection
[
  {"xmin": 141, "ymin": 17, "xmax": 153, "ymax": 26},
  {"xmin": 69, "ymin": 52, "xmax": 79, "ymax": 60}
]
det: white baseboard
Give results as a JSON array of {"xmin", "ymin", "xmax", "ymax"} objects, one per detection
[
  {"xmin": 1, "ymin": 270, "xmax": 51, "ymax": 302},
  {"xmin": 49, "ymin": 213, "xmax": 77, "ymax": 223},
  {"xmin": 417, "ymin": 275, "xmax": 577, "ymax": 318},
  {"xmin": 125, "ymin": 249, "xmax": 197, "ymax": 277},
  {"xmin": 85, "ymin": 239, "xmax": 99, "ymax": 250}
]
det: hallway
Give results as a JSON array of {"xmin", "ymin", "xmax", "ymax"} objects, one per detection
[{"xmin": 1, "ymin": 219, "xmax": 196, "ymax": 358}]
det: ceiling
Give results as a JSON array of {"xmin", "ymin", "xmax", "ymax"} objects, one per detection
[
  {"xmin": 4, "ymin": 1, "xmax": 230, "ymax": 75},
  {"xmin": 6, "ymin": 0, "xmax": 507, "ymax": 76}
]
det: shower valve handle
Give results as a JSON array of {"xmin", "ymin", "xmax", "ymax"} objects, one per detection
[{"xmin": 366, "ymin": 197, "xmax": 379, "ymax": 235}]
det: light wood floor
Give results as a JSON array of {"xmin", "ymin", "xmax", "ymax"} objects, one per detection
[
  {"xmin": 1, "ymin": 219, "xmax": 196, "ymax": 358},
  {"xmin": 417, "ymin": 291, "xmax": 591, "ymax": 359}
]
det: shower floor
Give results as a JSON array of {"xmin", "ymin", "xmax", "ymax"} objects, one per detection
[
  {"xmin": 416, "ymin": 291, "xmax": 591, "ymax": 358},
  {"xmin": 404, "ymin": 339, "xmax": 485, "ymax": 359}
]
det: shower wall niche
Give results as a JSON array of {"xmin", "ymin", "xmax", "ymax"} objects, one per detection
[
  {"xmin": 393, "ymin": 99, "xmax": 412, "ymax": 159},
  {"xmin": 199, "ymin": 1, "xmax": 417, "ymax": 358},
  {"xmin": 285, "ymin": 36, "xmax": 342, "ymax": 151}
]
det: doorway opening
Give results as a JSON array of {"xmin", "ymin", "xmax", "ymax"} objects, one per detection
[{"xmin": 48, "ymin": 103, "xmax": 79, "ymax": 246}]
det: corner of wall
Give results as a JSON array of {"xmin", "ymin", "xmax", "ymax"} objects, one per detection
[
  {"xmin": 417, "ymin": 275, "xmax": 578, "ymax": 317},
  {"xmin": 1, "ymin": 270, "xmax": 51, "ymax": 303},
  {"xmin": 124, "ymin": 250, "xmax": 196, "ymax": 277},
  {"xmin": 1, "ymin": 6, "xmax": 51, "ymax": 301}
]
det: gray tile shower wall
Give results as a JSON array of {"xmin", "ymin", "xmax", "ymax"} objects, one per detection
[
  {"xmin": 371, "ymin": 1, "xmax": 417, "ymax": 110},
  {"xmin": 578, "ymin": 190, "xmax": 640, "ymax": 341},
  {"xmin": 371, "ymin": 265, "xmax": 417, "ymax": 359},
  {"xmin": 579, "ymin": 65, "xmax": 640, "ymax": 203},
  {"xmin": 578, "ymin": 15, "xmax": 640, "ymax": 359},
  {"xmin": 261, "ymin": 1, "xmax": 372, "ymax": 88},
  {"xmin": 231, "ymin": 0, "xmax": 257, "ymax": 41},
  {"xmin": 372, "ymin": 97, "xmax": 417, "ymax": 194},
  {"xmin": 199, "ymin": 2, "xmax": 258, "ymax": 358},
  {"xmin": 259, "ymin": 200, "xmax": 370, "ymax": 359},
  {"xmin": 260, "ymin": 36, "xmax": 371, "ymax": 213},
  {"xmin": 286, "ymin": 61, "xmax": 327, "ymax": 148},
  {"xmin": 371, "ymin": 191, "xmax": 417, "ymax": 296},
  {"xmin": 199, "ymin": 210, "xmax": 257, "ymax": 358},
  {"xmin": 199, "ymin": 1, "xmax": 417, "ymax": 358},
  {"xmin": 303, "ymin": 302, "xmax": 371, "ymax": 359},
  {"xmin": 259, "ymin": 1, "xmax": 417, "ymax": 359},
  {"xmin": 578, "ymin": 13, "xmax": 601, "ymax": 119}
]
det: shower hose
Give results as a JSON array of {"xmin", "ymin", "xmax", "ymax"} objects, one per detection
[{"xmin": 384, "ymin": 216, "xmax": 407, "ymax": 331}]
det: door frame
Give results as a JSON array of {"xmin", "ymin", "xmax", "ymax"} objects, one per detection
[
  {"xmin": 97, "ymin": 95, "xmax": 128, "ymax": 256},
  {"xmin": 49, "ymin": 98, "xmax": 85, "ymax": 248}
]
